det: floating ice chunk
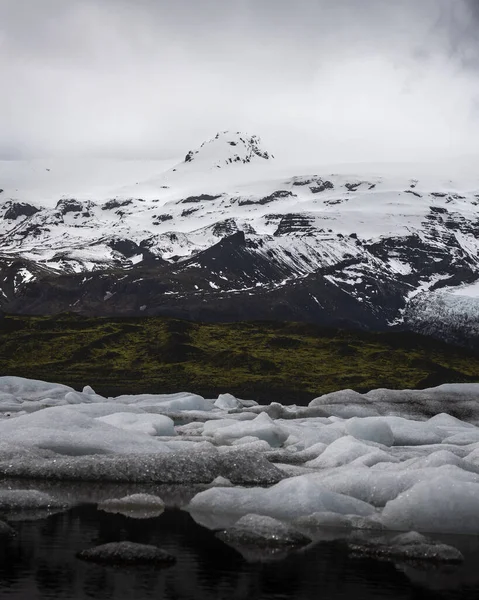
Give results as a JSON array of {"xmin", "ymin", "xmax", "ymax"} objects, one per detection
[
  {"xmin": 280, "ymin": 420, "xmax": 344, "ymax": 449},
  {"xmin": 99, "ymin": 493, "xmax": 165, "ymax": 509},
  {"xmin": 208, "ymin": 476, "xmax": 233, "ymax": 487},
  {"xmin": 309, "ymin": 384, "xmax": 479, "ymax": 422},
  {"xmin": 348, "ymin": 531, "xmax": 463, "ymax": 564},
  {"xmin": 0, "ymin": 489, "xmax": 65, "ymax": 511},
  {"xmin": 189, "ymin": 474, "xmax": 376, "ymax": 522},
  {"xmin": 212, "ymin": 413, "xmax": 288, "ymax": 448},
  {"xmin": 214, "ymin": 394, "xmax": 241, "ymax": 410},
  {"xmin": 230, "ymin": 439, "xmax": 271, "ymax": 452},
  {"xmin": 64, "ymin": 391, "xmax": 94, "ymax": 405},
  {"xmin": 345, "ymin": 417, "xmax": 394, "ymax": 447},
  {"xmin": 0, "ymin": 392, "xmax": 22, "ymax": 413},
  {"xmin": 295, "ymin": 511, "xmax": 384, "ymax": 533},
  {"xmin": 273, "ymin": 464, "xmax": 316, "ymax": 477},
  {"xmin": 295, "ymin": 511, "xmax": 355, "ymax": 530},
  {"xmin": 309, "ymin": 389, "xmax": 380, "ymax": 418},
  {"xmin": 443, "ymin": 431, "xmax": 479, "ymax": 445},
  {"xmin": 319, "ymin": 464, "xmax": 479, "ymax": 507},
  {"xmin": 98, "ymin": 493, "xmax": 165, "ymax": 518},
  {"xmin": 0, "ymin": 377, "xmax": 74, "ymax": 402},
  {"xmin": 77, "ymin": 542, "xmax": 176, "ymax": 566},
  {"xmin": 395, "ymin": 450, "xmax": 479, "ymax": 474},
  {"xmin": 112, "ymin": 392, "xmax": 214, "ymax": 413},
  {"xmin": 427, "ymin": 413, "xmax": 476, "ymax": 430},
  {"xmin": 380, "ymin": 417, "xmax": 444, "ymax": 446},
  {"xmin": 82, "ymin": 385, "xmax": 97, "ymax": 396},
  {"xmin": 0, "ymin": 406, "xmax": 171, "ymax": 456},
  {"xmin": 266, "ymin": 442, "xmax": 328, "ymax": 466},
  {"xmin": 0, "ymin": 449, "xmax": 283, "ymax": 485},
  {"xmin": 381, "ymin": 476, "xmax": 479, "ymax": 534},
  {"xmin": 217, "ymin": 514, "xmax": 310, "ymax": 548},
  {"xmin": 217, "ymin": 515, "xmax": 309, "ymax": 562},
  {"xmin": 306, "ymin": 436, "xmax": 388, "ymax": 469},
  {"xmin": 465, "ymin": 445, "xmax": 479, "ymax": 467},
  {"xmin": 202, "ymin": 418, "xmax": 238, "ymax": 436},
  {"xmin": 349, "ymin": 449, "xmax": 398, "ymax": 467},
  {"xmin": 176, "ymin": 421, "xmax": 204, "ymax": 436},
  {"xmin": 96, "ymin": 413, "xmax": 176, "ymax": 437}
]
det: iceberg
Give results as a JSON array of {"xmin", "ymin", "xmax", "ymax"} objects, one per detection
[{"xmin": 1, "ymin": 376, "xmax": 479, "ymax": 536}]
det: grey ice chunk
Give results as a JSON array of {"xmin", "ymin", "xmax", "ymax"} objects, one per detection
[
  {"xmin": 77, "ymin": 542, "xmax": 176, "ymax": 566},
  {"xmin": 218, "ymin": 514, "xmax": 310, "ymax": 548},
  {"xmin": 214, "ymin": 393, "xmax": 242, "ymax": 410},
  {"xmin": 208, "ymin": 476, "xmax": 233, "ymax": 488},
  {"xmin": 216, "ymin": 514, "xmax": 310, "ymax": 562},
  {"xmin": 0, "ymin": 489, "xmax": 66, "ymax": 512},
  {"xmin": 215, "ymin": 449, "xmax": 284, "ymax": 485},
  {"xmin": 98, "ymin": 493, "xmax": 165, "ymax": 519},
  {"xmin": 309, "ymin": 384, "xmax": 479, "ymax": 422},
  {"xmin": 0, "ymin": 449, "xmax": 283, "ymax": 485},
  {"xmin": 348, "ymin": 531, "xmax": 464, "ymax": 564}
]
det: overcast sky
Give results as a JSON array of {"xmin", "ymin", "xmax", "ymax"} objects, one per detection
[{"xmin": 1, "ymin": 0, "xmax": 479, "ymax": 163}]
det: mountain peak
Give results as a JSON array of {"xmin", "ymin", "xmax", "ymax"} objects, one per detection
[{"xmin": 182, "ymin": 132, "xmax": 274, "ymax": 169}]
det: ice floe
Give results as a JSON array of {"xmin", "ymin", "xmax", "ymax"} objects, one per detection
[{"xmin": 1, "ymin": 376, "xmax": 479, "ymax": 538}]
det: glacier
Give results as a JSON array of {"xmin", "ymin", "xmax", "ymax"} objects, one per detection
[{"xmin": 2, "ymin": 132, "xmax": 479, "ymax": 342}]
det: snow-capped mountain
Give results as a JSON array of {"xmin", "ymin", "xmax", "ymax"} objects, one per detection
[{"xmin": 1, "ymin": 131, "xmax": 479, "ymax": 342}]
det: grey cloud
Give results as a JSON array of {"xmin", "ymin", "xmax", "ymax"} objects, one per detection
[{"xmin": 1, "ymin": 0, "xmax": 479, "ymax": 162}]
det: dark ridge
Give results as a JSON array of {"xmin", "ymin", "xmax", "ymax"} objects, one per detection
[{"xmin": 0, "ymin": 314, "xmax": 477, "ymax": 404}]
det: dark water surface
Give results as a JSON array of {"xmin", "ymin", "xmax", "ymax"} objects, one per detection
[{"xmin": 0, "ymin": 506, "xmax": 478, "ymax": 600}]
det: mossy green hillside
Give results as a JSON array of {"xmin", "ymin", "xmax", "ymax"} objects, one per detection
[{"xmin": 0, "ymin": 314, "xmax": 478, "ymax": 403}]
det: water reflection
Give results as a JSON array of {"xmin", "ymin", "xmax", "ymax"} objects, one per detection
[{"xmin": 0, "ymin": 506, "xmax": 477, "ymax": 599}]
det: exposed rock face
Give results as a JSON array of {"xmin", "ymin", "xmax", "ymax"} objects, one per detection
[
  {"xmin": 3, "ymin": 202, "xmax": 40, "ymax": 220},
  {"xmin": 182, "ymin": 131, "xmax": 273, "ymax": 168}
]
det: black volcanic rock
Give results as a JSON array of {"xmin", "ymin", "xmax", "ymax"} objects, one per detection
[
  {"xmin": 181, "ymin": 194, "xmax": 221, "ymax": 204},
  {"xmin": 310, "ymin": 180, "xmax": 334, "ymax": 193},
  {"xmin": 3, "ymin": 202, "xmax": 40, "ymax": 220},
  {"xmin": 55, "ymin": 199, "xmax": 84, "ymax": 214},
  {"xmin": 107, "ymin": 238, "xmax": 143, "ymax": 258},
  {"xmin": 239, "ymin": 190, "xmax": 294, "ymax": 206}
]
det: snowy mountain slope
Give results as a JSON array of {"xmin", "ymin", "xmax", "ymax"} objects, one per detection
[{"xmin": 1, "ymin": 131, "xmax": 479, "ymax": 338}]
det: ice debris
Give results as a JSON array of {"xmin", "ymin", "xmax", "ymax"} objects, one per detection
[
  {"xmin": 217, "ymin": 514, "xmax": 310, "ymax": 547},
  {"xmin": 188, "ymin": 474, "xmax": 376, "ymax": 525},
  {"xmin": 348, "ymin": 531, "xmax": 464, "ymax": 564},
  {"xmin": 2, "ymin": 376, "xmax": 479, "ymax": 536},
  {"xmin": 77, "ymin": 542, "xmax": 176, "ymax": 566}
]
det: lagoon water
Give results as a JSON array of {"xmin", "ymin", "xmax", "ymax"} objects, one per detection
[{"xmin": 0, "ymin": 506, "xmax": 479, "ymax": 600}]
